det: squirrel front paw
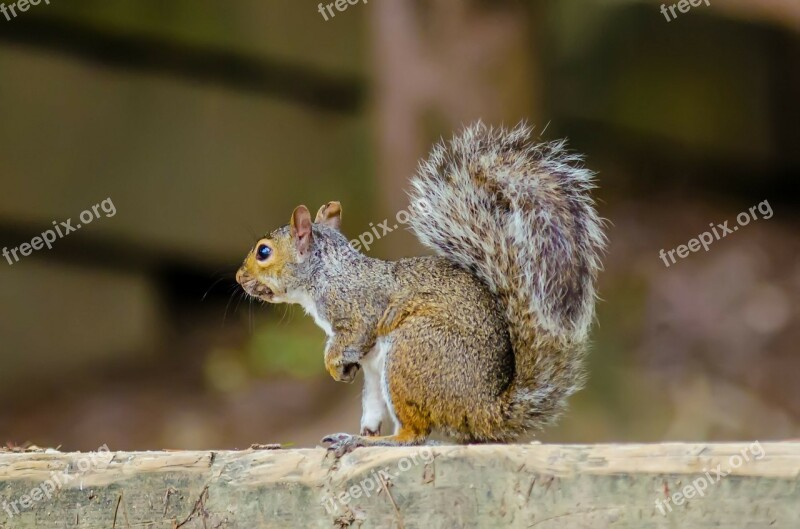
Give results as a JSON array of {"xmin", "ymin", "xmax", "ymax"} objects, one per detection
[{"xmin": 325, "ymin": 358, "xmax": 360, "ymax": 383}]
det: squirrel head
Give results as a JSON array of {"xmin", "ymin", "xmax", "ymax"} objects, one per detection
[{"xmin": 236, "ymin": 201, "xmax": 347, "ymax": 304}]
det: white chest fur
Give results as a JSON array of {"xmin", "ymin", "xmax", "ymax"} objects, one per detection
[{"xmin": 285, "ymin": 290, "xmax": 333, "ymax": 337}]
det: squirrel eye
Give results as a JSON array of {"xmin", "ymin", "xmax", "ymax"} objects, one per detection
[{"xmin": 256, "ymin": 244, "xmax": 272, "ymax": 262}]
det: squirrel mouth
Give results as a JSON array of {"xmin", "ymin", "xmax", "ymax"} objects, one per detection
[
  {"xmin": 241, "ymin": 280, "xmax": 274, "ymax": 300},
  {"xmin": 254, "ymin": 284, "xmax": 273, "ymax": 299}
]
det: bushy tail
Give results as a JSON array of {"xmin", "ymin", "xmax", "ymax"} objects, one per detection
[{"xmin": 408, "ymin": 122, "xmax": 606, "ymax": 432}]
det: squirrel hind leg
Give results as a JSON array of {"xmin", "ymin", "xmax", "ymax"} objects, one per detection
[{"xmin": 322, "ymin": 428, "xmax": 427, "ymax": 457}]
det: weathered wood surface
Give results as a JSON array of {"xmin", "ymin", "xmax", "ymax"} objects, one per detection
[{"xmin": 0, "ymin": 442, "xmax": 797, "ymax": 528}]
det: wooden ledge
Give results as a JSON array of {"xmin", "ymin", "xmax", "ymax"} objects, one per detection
[{"xmin": 0, "ymin": 442, "xmax": 798, "ymax": 528}]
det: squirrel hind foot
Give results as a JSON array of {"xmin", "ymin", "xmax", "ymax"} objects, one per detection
[{"xmin": 322, "ymin": 430, "xmax": 427, "ymax": 457}]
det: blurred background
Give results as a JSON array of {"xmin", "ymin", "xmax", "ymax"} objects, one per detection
[{"xmin": 0, "ymin": 0, "xmax": 798, "ymax": 451}]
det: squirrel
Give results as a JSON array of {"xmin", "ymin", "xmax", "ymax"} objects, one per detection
[{"xmin": 236, "ymin": 122, "xmax": 605, "ymax": 454}]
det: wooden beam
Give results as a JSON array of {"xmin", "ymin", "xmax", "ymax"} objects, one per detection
[
  {"xmin": 0, "ymin": 443, "xmax": 798, "ymax": 528},
  {"xmin": 0, "ymin": 16, "xmax": 365, "ymax": 115}
]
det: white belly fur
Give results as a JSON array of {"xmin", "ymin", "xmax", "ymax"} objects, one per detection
[{"xmin": 361, "ymin": 336, "xmax": 399, "ymax": 435}]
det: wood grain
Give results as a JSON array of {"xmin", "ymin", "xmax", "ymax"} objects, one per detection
[{"xmin": 0, "ymin": 443, "xmax": 797, "ymax": 528}]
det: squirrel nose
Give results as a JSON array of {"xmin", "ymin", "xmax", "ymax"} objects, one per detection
[{"xmin": 235, "ymin": 269, "xmax": 244, "ymax": 284}]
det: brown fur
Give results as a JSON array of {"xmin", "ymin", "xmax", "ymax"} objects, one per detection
[{"xmin": 236, "ymin": 123, "xmax": 605, "ymax": 450}]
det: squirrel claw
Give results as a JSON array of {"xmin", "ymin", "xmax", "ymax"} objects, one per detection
[
  {"xmin": 322, "ymin": 433, "xmax": 365, "ymax": 457},
  {"xmin": 360, "ymin": 425, "xmax": 381, "ymax": 437},
  {"xmin": 321, "ymin": 433, "xmax": 349, "ymax": 444}
]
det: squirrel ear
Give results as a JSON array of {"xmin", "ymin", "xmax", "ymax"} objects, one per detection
[
  {"xmin": 314, "ymin": 201, "xmax": 342, "ymax": 231},
  {"xmin": 290, "ymin": 205, "xmax": 313, "ymax": 258}
]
